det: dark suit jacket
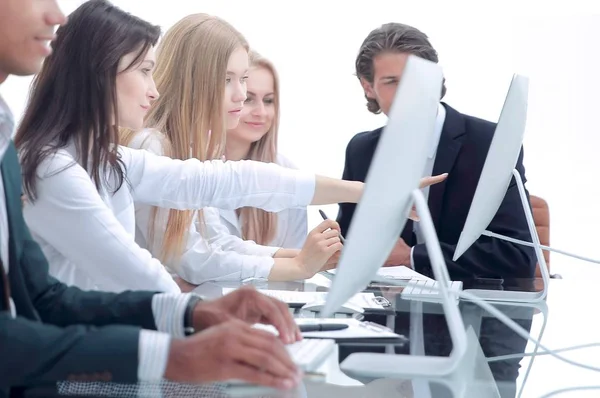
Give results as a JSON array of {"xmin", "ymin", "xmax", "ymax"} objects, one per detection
[
  {"xmin": 0, "ymin": 143, "xmax": 159, "ymax": 397},
  {"xmin": 337, "ymin": 103, "xmax": 536, "ymax": 280}
]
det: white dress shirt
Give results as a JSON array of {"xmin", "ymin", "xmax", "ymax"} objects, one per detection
[
  {"xmin": 129, "ymin": 130, "xmax": 306, "ymax": 283},
  {"xmin": 0, "ymin": 95, "xmax": 14, "ymax": 317},
  {"xmin": 21, "ymin": 137, "xmax": 315, "ymax": 293},
  {"xmin": 0, "ymin": 94, "xmax": 187, "ymax": 380},
  {"xmin": 217, "ymin": 153, "xmax": 308, "ymax": 251},
  {"xmin": 410, "ymin": 103, "xmax": 446, "ymax": 266}
]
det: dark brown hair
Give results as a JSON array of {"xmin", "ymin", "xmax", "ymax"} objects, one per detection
[
  {"xmin": 355, "ymin": 22, "xmax": 446, "ymax": 114},
  {"xmin": 15, "ymin": 0, "xmax": 161, "ymax": 200}
]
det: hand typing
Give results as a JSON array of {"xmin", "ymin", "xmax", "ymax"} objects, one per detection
[
  {"xmin": 192, "ymin": 285, "xmax": 301, "ymax": 344},
  {"xmin": 165, "ymin": 319, "xmax": 301, "ymax": 390}
]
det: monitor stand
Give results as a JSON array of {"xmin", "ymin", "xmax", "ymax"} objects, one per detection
[
  {"xmin": 339, "ymin": 188, "xmax": 470, "ymax": 385},
  {"xmin": 474, "ymin": 168, "xmax": 550, "ymax": 302}
]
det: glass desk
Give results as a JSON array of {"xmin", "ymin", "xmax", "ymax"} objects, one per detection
[
  {"xmin": 47, "ymin": 274, "xmax": 600, "ymax": 398},
  {"xmin": 185, "ymin": 274, "xmax": 600, "ymax": 398}
]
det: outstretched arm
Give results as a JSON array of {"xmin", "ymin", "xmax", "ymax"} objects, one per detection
[{"xmin": 123, "ymin": 146, "xmax": 363, "ymax": 212}]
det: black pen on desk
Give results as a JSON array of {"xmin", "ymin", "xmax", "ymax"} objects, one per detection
[
  {"xmin": 318, "ymin": 210, "xmax": 346, "ymax": 244},
  {"xmin": 299, "ymin": 323, "xmax": 349, "ymax": 332}
]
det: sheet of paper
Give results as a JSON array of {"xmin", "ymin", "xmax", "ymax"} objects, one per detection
[
  {"xmin": 326, "ymin": 265, "xmax": 433, "ymax": 282},
  {"xmin": 253, "ymin": 318, "xmax": 402, "ymax": 340},
  {"xmin": 221, "ymin": 289, "xmax": 385, "ymax": 310},
  {"xmin": 297, "ymin": 318, "xmax": 401, "ymax": 339}
]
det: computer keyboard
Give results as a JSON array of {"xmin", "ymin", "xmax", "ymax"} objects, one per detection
[
  {"xmin": 401, "ymin": 279, "xmax": 463, "ymax": 303},
  {"xmin": 221, "ymin": 338, "xmax": 334, "ymax": 397},
  {"xmin": 287, "ymin": 338, "xmax": 336, "ymax": 372}
]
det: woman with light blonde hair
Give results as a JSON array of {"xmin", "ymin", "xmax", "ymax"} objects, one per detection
[
  {"xmin": 122, "ymin": 14, "xmax": 346, "ymax": 283},
  {"xmin": 220, "ymin": 50, "xmax": 307, "ymax": 249}
]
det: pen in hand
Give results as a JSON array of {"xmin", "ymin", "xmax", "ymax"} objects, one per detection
[
  {"xmin": 299, "ymin": 323, "xmax": 349, "ymax": 332},
  {"xmin": 318, "ymin": 210, "xmax": 345, "ymax": 244}
]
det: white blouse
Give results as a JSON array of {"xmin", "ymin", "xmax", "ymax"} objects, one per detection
[
  {"xmin": 21, "ymin": 141, "xmax": 315, "ymax": 293},
  {"xmin": 128, "ymin": 131, "xmax": 306, "ymax": 283},
  {"xmin": 217, "ymin": 153, "xmax": 308, "ymax": 250}
]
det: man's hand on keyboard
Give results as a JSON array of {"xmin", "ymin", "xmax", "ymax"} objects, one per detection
[
  {"xmin": 192, "ymin": 285, "xmax": 302, "ymax": 344},
  {"xmin": 165, "ymin": 318, "xmax": 301, "ymax": 390}
]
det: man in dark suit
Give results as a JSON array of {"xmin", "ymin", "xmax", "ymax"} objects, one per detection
[
  {"xmin": 338, "ymin": 22, "xmax": 536, "ymax": 280},
  {"xmin": 0, "ymin": 2, "xmax": 301, "ymax": 396}
]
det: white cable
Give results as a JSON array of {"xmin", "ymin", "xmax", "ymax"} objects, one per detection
[
  {"xmin": 482, "ymin": 230, "xmax": 600, "ymax": 264},
  {"xmin": 393, "ymin": 281, "xmax": 600, "ymax": 374},
  {"xmin": 456, "ymin": 289, "xmax": 600, "ymax": 372},
  {"xmin": 487, "ymin": 342, "xmax": 600, "ymax": 362},
  {"xmin": 538, "ymin": 385, "xmax": 600, "ymax": 398}
]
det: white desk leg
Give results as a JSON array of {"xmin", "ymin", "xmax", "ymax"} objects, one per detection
[{"xmin": 410, "ymin": 301, "xmax": 432, "ymax": 398}]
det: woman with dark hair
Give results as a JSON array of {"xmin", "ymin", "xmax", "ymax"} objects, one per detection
[{"xmin": 15, "ymin": 0, "xmax": 413, "ymax": 293}]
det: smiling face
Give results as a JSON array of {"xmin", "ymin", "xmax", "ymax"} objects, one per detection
[
  {"xmin": 223, "ymin": 46, "xmax": 249, "ymax": 129},
  {"xmin": 115, "ymin": 46, "xmax": 160, "ymax": 130},
  {"xmin": 227, "ymin": 65, "xmax": 275, "ymax": 146},
  {"xmin": 0, "ymin": 0, "xmax": 66, "ymax": 81}
]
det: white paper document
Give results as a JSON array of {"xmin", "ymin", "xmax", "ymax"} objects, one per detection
[
  {"xmin": 254, "ymin": 318, "xmax": 403, "ymax": 340},
  {"xmin": 297, "ymin": 318, "xmax": 402, "ymax": 339},
  {"xmin": 221, "ymin": 288, "xmax": 387, "ymax": 310},
  {"xmin": 327, "ymin": 265, "xmax": 434, "ymax": 282}
]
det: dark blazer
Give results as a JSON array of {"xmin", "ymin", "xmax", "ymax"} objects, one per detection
[
  {"xmin": 337, "ymin": 103, "xmax": 536, "ymax": 280},
  {"xmin": 0, "ymin": 143, "xmax": 158, "ymax": 397}
]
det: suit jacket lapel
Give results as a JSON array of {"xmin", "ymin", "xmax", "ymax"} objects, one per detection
[{"xmin": 428, "ymin": 104, "xmax": 467, "ymax": 230}]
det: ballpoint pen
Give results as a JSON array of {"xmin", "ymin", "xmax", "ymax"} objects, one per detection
[
  {"xmin": 299, "ymin": 323, "xmax": 349, "ymax": 332},
  {"xmin": 318, "ymin": 209, "xmax": 346, "ymax": 244}
]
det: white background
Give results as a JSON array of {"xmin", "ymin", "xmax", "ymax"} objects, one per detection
[
  {"xmin": 2, "ymin": 1, "xmax": 599, "ymax": 279},
  {"xmin": 1, "ymin": 1, "xmax": 600, "ymax": 396},
  {"xmin": 2, "ymin": 2, "xmax": 600, "ymax": 280}
]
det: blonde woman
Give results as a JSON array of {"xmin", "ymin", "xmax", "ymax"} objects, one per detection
[
  {"xmin": 123, "ymin": 15, "xmax": 445, "ymax": 285},
  {"xmin": 123, "ymin": 14, "xmax": 344, "ymax": 284},
  {"xmin": 219, "ymin": 51, "xmax": 307, "ymax": 250}
]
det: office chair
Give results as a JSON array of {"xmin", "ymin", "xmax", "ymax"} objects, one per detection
[{"xmin": 530, "ymin": 195, "xmax": 560, "ymax": 279}]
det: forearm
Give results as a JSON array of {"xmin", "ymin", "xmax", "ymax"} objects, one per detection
[
  {"xmin": 273, "ymin": 248, "xmax": 299, "ymax": 258},
  {"xmin": 311, "ymin": 176, "xmax": 363, "ymax": 205},
  {"xmin": 22, "ymin": 237, "xmax": 159, "ymax": 329},
  {"xmin": 0, "ymin": 315, "xmax": 141, "ymax": 386},
  {"xmin": 268, "ymin": 258, "xmax": 308, "ymax": 282}
]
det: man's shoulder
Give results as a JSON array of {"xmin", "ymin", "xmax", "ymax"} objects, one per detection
[
  {"xmin": 347, "ymin": 126, "xmax": 385, "ymax": 150},
  {"xmin": 452, "ymin": 106, "xmax": 497, "ymax": 144}
]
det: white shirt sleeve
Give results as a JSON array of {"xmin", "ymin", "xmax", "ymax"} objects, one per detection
[
  {"xmin": 120, "ymin": 145, "xmax": 316, "ymax": 212},
  {"xmin": 273, "ymin": 154, "xmax": 308, "ymax": 249},
  {"xmin": 127, "ymin": 132, "xmax": 279, "ymax": 283},
  {"xmin": 138, "ymin": 292, "xmax": 196, "ymax": 381},
  {"xmin": 22, "ymin": 151, "xmax": 180, "ymax": 293},
  {"xmin": 134, "ymin": 196, "xmax": 277, "ymax": 284},
  {"xmin": 203, "ymin": 208, "xmax": 279, "ymax": 256},
  {"xmin": 137, "ymin": 330, "xmax": 171, "ymax": 381}
]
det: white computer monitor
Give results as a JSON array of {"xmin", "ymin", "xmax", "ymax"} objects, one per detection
[
  {"xmin": 452, "ymin": 74, "xmax": 550, "ymax": 302},
  {"xmin": 322, "ymin": 55, "xmax": 442, "ymax": 317},
  {"xmin": 453, "ymin": 75, "xmax": 529, "ymax": 260},
  {"xmin": 321, "ymin": 55, "xmax": 473, "ymax": 384}
]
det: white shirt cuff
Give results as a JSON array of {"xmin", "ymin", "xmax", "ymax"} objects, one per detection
[
  {"xmin": 241, "ymin": 256, "xmax": 275, "ymax": 280},
  {"xmin": 151, "ymin": 293, "xmax": 195, "ymax": 338},
  {"xmin": 410, "ymin": 247, "xmax": 415, "ymax": 269},
  {"xmin": 294, "ymin": 171, "xmax": 316, "ymax": 207},
  {"xmin": 137, "ymin": 329, "xmax": 171, "ymax": 381},
  {"xmin": 248, "ymin": 244, "xmax": 280, "ymax": 257}
]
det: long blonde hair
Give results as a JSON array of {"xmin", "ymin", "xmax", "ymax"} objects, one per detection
[
  {"xmin": 237, "ymin": 51, "xmax": 280, "ymax": 245},
  {"xmin": 122, "ymin": 14, "xmax": 249, "ymax": 263}
]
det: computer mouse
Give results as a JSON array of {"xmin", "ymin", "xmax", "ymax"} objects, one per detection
[{"xmin": 301, "ymin": 299, "xmax": 365, "ymax": 315}]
